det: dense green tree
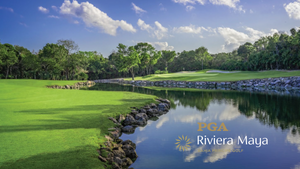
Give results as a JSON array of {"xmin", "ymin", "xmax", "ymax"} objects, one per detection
[
  {"xmin": 116, "ymin": 44, "xmax": 141, "ymax": 80},
  {"xmin": 161, "ymin": 50, "xmax": 176, "ymax": 71},
  {"xmin": 57, "ymin": 39, "xmax": 80, "ymax": 80},
  {"xmin": 0, "ymin": 43, "xmax": 18, "ymax": 79},
  {"xmin": 195, "ymin": 46, "xmax": 212, "ymax": 70},
  {"xmin": 39, "ymin": 43, "xmax": 68, "ymax": 80},
  {"xmin": 134, "ymin": 43, "xmax": 162, "ymax": 75}
]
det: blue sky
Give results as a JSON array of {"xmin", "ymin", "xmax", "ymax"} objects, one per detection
[{"xmin": 0, "ymin": 0, "xmax": 300, "ymax": 57}]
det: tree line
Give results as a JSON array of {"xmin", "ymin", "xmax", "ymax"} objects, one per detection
[{"xmin": 0, "ymin": 27, "xmax": 299, "ymax": 80}]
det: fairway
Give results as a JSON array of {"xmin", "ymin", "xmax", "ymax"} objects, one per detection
[
  {"xmin": 0, "ymin": 80, "xmax": 155, "ymax": 169},
  {"xmin": 125, "ymin": 70, "xmax": 300, "ymax": 82}
]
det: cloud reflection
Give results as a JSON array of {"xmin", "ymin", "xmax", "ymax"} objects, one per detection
[
  {"xmin": 135, "ymin": 136, "xmax": 148, "ymax": 145},
  {"xmin": 293, "ymin": 163, "xmax": 300, "ymax": 169},
  {"xmin": 173, "ymin": 104, "xmax": 241, "ymax": 124},
  {"xmin": 184, "ymin": 145, "xmax": 206, "ymax": 162},
  {"xmin": 286, "ymin": 129, "xmax": 300, "ymax": 151},
  {"xmin": 156, "ymin": 116, "xmax": 169, "ymax": 128},
  {"xmin": 203, "ymin": 139, "xmax": 241, "ymax": 163}
]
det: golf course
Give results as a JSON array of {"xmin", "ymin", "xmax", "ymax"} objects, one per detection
[
  {"xmin": 0, "ymin": 80, "xmax": 155, "ymax": 169},
  {"xmin": 2, "ymin": 0, "xmax": 300, "ymax": 168}
]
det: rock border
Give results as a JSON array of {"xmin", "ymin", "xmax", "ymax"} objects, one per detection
[
  {"xmin": 99, "ymin": 98, "xmax": 171, "ymax": 169},
  {"xmin": 46, "ymin": 81, "xmax": 96, "ymax": 89},
  {"xmin": 94, "ymin": 76, "xmax": 300, "ymax": 92}
]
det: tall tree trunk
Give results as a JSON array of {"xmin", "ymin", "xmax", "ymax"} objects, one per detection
[
  {"xmin": 130, "ymin": 68, "xmax": 134, "ymax": 80},
  {"xmin": 6, "ymin": 66, "xmax": 9, "ymax": 79},
  {"xmin": 165, "ymin": 62, "xmax": 168, "ymax": 71}
]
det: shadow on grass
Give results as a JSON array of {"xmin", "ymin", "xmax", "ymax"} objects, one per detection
[
  {"xmin": 0, "ymin": 145, "xmax": 105, "ymax": 169},
  {"xmin": 0, "ymin": 98, "xmax": 153, "ymax": 134}
]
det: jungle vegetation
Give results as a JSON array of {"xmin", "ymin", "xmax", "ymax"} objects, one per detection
[{"xmin": 1, "ymin": 27, "xmax": 300, "ymax": 80}]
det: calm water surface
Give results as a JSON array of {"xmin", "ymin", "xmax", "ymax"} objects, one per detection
[{"xmin": 89, "ymin": 84, "xmax": 300, "ymax": 169}]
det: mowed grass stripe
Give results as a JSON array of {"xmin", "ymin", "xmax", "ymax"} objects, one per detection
[{"xmin": 0, "ymin": 80, "xmax": 155, "ymax": 169}]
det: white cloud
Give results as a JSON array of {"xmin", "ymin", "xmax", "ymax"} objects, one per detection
[
  {"xmin": 137, "ymin": 19, "xmax": 169, "ymax": 39},
  {"xmin": 73, "ymin": 20, "xmax": 79, "ymax": 24},
  {"xmin": 244, "ymin": 27, "xmax": 266, "ymax": 39},
  {"xmin": 59, "ymin": 0, "xmax": 136, "ymax": 36},
  {"xmin": 137, "ymin": 19, "xmax": 153, "ymax": 32},
  {"xmin": 209, "ymin": 0, "xmax": 245, "ymax": 12},
  {"xmin": 249, "ymin": 9, "xmax": 253, "ymax": 13},
  {"xmin": 48, "ymin": 15, "xmax": 60, "ymax": 19},
  {"xmin": 0, "ymin": 6, "xmax": 14, "ymax": 13},
  {"xmin": 38, "ymin": 6, "xmax": 49, "ymax": 13},
  {"xmin": 218, "ymin": 27, "xmax": 278, "ymax": 51},
  {"xmin": 148, "ymin": 42, "xmax": 174, "ymax": 51},
  {"xmin": 172, "ymin": 0, "xmax": 206, "ymax": 5},
  {"xmin": 209, "ymin": 0, "xmax": 238, "ymax": 8},
  {"xmin": 173, "ymin": 24, "xmax": 204, "ymax": 34},
  {"xmin": 132, "ymin": 3, "xmax": 147, "ymax": 14},
  {"xmin": 51, "ymin": 5, "xmax": 58, "ymax": 11},
  {"xmin": 154, "ymin": 21, "xmax": 169, "ymax": 39},
  {"xmin": 173, "ymin": 25, "xmax": 216, "ymax": 38},
  {"xmin": 172, "ymin": 0, "xmax": 244, "ymax": 12},
  {"xmin": 186, "ymin": 5, "xmax": 195, "ymax": 11},
  {"xmin": 284, "ymin": 0, "xmax": 300, "ymax": 20}
]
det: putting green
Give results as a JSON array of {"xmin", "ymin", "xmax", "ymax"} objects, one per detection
[{"xmin": 0, "ymin": 80, "xmax": 155, "ymax": 169}]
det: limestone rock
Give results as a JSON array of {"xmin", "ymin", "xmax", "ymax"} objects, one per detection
[
  {"xmin": 122, "ymin": 140, "xmax": 136, "ymax": 149},
  {"xmin": 121, "ymin": 125, "xmax": 135, "ymax": 133},
  {"xmin": 108, "ymin": 117, "xmax": 118, "ymax": 124},
  {"xmin": 117, "ymin": 114, "xmax": 125, "ymax": 123},
  {"xmin": 123, "ymin": 114, "xmax": 136, "ymax": 126},
  {"xmin": 122, "ymin": 144, "xmax": 138, "ymax": 159},
  {"xmin": 112, "ymin": 147, "xmax": 126, "ymax": 158}
]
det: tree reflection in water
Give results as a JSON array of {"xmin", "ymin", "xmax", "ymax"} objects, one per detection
[{"xmin": 88, "ymin": 83, "xmax": 300, "ymax": 135}]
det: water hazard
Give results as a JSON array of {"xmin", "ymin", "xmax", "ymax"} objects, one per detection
[{"xmin": 88, "ymin": 84, "xmax": 300, "ymax": 169}]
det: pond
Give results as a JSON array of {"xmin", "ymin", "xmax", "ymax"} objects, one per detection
[{"xmin": 88, "ymin": 84, "xmax": 300, "ymax": 169}]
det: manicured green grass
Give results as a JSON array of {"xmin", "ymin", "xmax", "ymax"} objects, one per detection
[
  {"xmin": 0, "ymin": 80, "xmax": 155, "ymax": 169},
  {"xmin": 125, "ymin": 70, "xmax": 300, "ymax": 82}
]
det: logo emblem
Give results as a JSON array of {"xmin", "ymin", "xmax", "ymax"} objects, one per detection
[{"xmin": 175, "ymin": 135, "xmax": 192, "ymax": 151}]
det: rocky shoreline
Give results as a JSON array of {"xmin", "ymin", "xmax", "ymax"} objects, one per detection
[
  {"xmin": 46, "ymin": 81, "xmax": 96, "ymax": 89},
  {"xmin": 94, "ymin": 76, "xmax": 300, "ymax": 92},
  {"xmin": 100, "ymin": 98, "xmax": 171, "ymax": 169}
]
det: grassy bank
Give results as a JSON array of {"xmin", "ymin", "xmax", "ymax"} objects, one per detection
[
  {"xmin": 125, "ymin": 70, "xmax": 300, "ymax": 82},
  {"xmin": 0, "ymin": 80, "xmax": 155, "ymax": 169}
]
